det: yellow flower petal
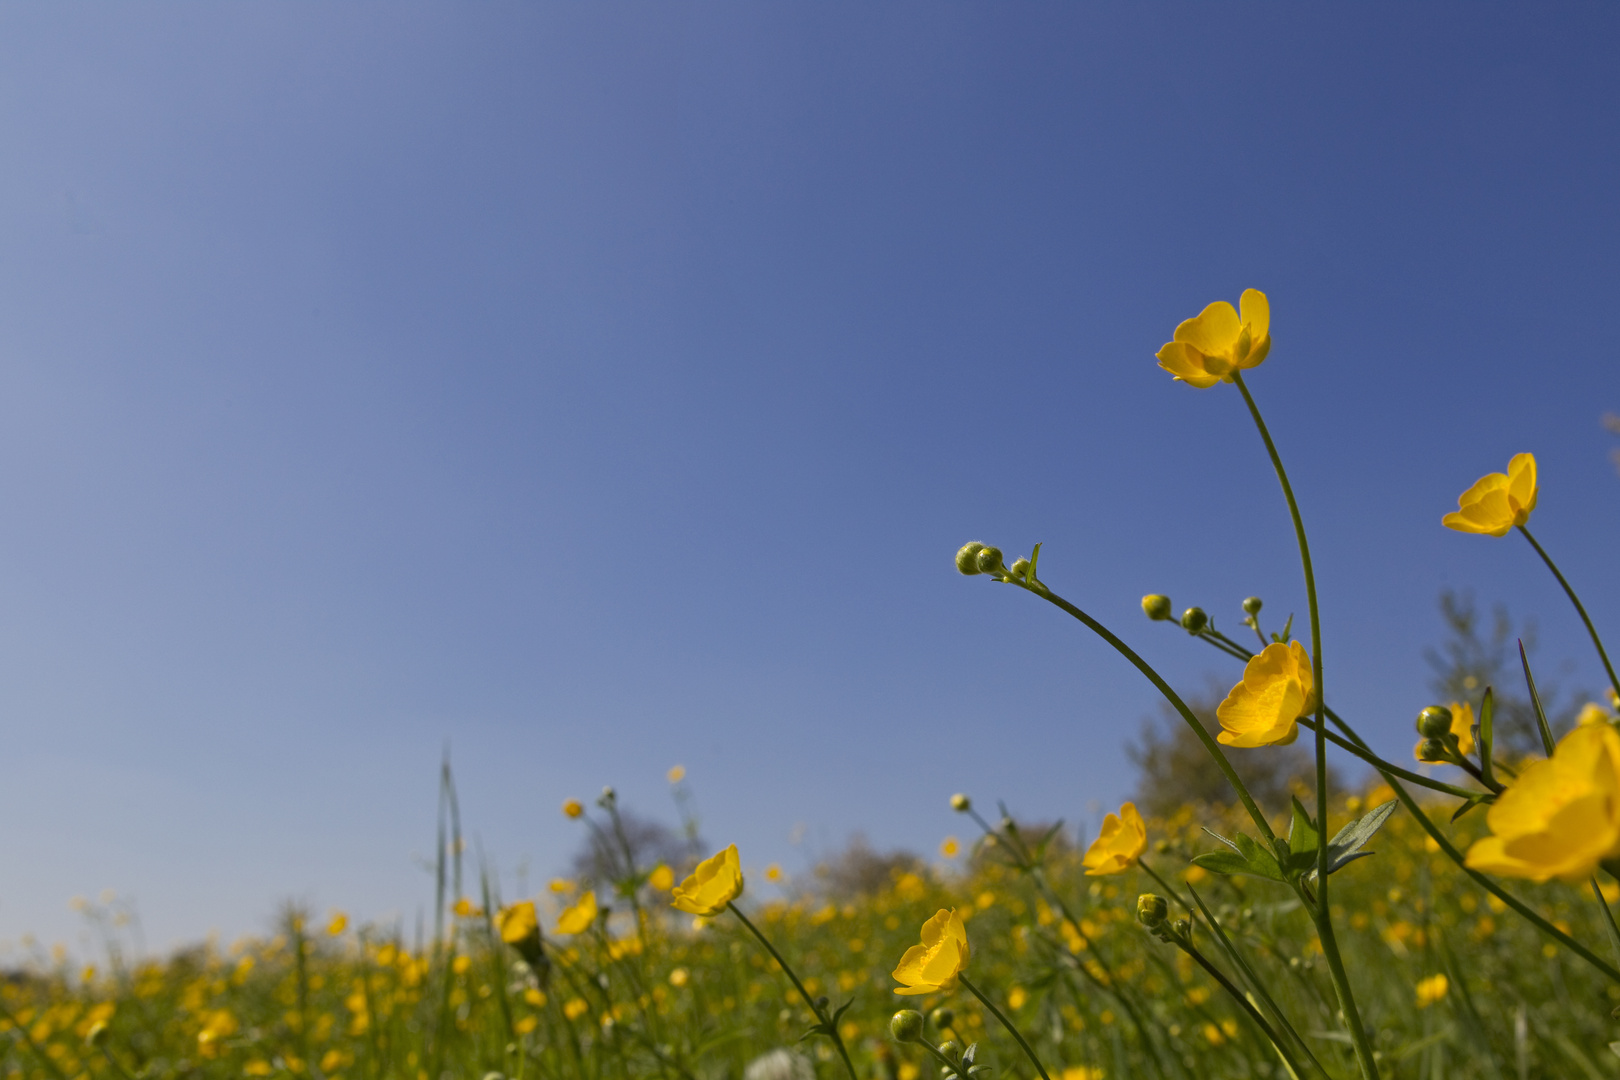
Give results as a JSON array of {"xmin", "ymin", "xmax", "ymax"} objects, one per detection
[
  {"xmin": 1239, "ymin": 288, "xmax": 1270, "ymax": 342},
  {"xmin": 670, "ymin": 845, "xmax": 744, "ymax": 916},
  {"xmin": 556, "ymin": 891, "xmax": 598, "ymax": 935},
  {"xmin": 1083, "ymin": 802, "xmax": 1148, "ymax": 875},
  {"xmin": 1174, "ymin": 301, "xmax": 1242, "ymax": 354}
]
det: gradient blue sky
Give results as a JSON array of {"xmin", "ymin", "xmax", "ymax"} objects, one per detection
[{"xmin": 1, "ymin": 4, "xmax": 1618, "ymax": 953}]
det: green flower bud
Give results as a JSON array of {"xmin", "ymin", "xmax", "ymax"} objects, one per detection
[
  {"xmin": 950, "ymin": 793, "xmax": 971, "ymax": 813},
  {"xmin": 1242, "ymin": 596, "xmax": 1263, "ymax": 616},
  {"xmin": 1416, "ymin": 706, "xmax": 1454, "ymax": 739},
  {"xmin": 1141, "ymin": 594, "xmax": 1173, "ymax": 621},
  {"xmin": 85, "ymin": 1022, "xmax": 109, "ymax": 1048},
  {"xmin": 889, "ymin": 1010, "xmax": 925, "ymax": 1043},
  {"xmin": 1136, "ymin": 893, "xmax": 1169, "ymax": 928},
  {"xmin": 956, "ymin": 542, "xmax": 986, "ymax": 576},
  {"xmin": 929, "ymin": 1006, "xmax": 955, "ymax": 1030},
  {"xmin": 1171, "ymin": 918, "xmax": 1192, "ymax": 938},
  {"xmin": 1180, "ymin": 607, "xmax": 1208, "ymax": 633},
  {"xmin": 975, "ymin": 546, "xmax": 1005, "ymax": 575},
  {"xmin": 1416, "ymin": 737, "xmax": 1447, "ymax": 763},
  {"xmin": 938, "ymin": 1040, "xmax": 961, "ymax": 1061},
  {"xmin": 1009, "ymin": 558, "xmax": 1031, "ymax": 580}
]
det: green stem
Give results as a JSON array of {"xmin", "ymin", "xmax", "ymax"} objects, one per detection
[
  {"xmin": 958, "ymin": 974, "xmax": 1051, "ymax": 1080},
  {"xmin": 1169, "ymin": 934, "xmax": 1314, "ymax": 1080},
  {"xmin": 1017, "ymin": 582, "xmax": 1275, "ymax": 845},
  {"xmin": 1295, "ymin": 718, "xmax": 1482, "ymax": 800},
  {"xmin": 1138, "ymin": 859, "xmax": 1194, "ymax": 915},
  {"xmin": 727, "ymin": 903, "xmax": 858, "ymax": 1080},
  {"xmin": 1233, "ymin": 372, "xmax": 1377, "ymax": 1080},
  {"xmin": 1518, "ymin": 525, "xmax": 1620, "ymax": 696}
]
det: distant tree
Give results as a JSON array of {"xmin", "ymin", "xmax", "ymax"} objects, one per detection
[
  {"xmin": 810, "ymin": 835, "xmax": 924, "ymax": 898},
  {"xmin": 1127, "ymin": 686, "xmax": 1334, "ymax": 819},
  {"xmin": 1424, "ymin": 588, "xmax": 1575, "ymax": 756},
  {"xmin": 569, "ymin": 807, "xmax": 694, "ymax": 888}
]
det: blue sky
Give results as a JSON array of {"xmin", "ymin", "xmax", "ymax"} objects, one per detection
[{"xmin": 1, "ymin": 4, "xmax": 1618, "ymax": 953}]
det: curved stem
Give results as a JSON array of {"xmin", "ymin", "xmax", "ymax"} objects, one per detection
[
  {"xmin": 1517, "ymin": 524, "xmax": 1620, "ymax": 695},
  {"xmin": 1233, "ymin": 372, "xmax": 1377, "ymax": 1080},
  {"xmin": 958, "ymin": 974, "xmax": 1051, "ymax": 1080},
  {"xmin": 1170, "ymin": 936, "xmax": 1313, "ymax": 1080},
  {"xmin": 1296, "ymin": 718, "xmax": 1482, "ymax": 799},
  {"xmin": 1016, "ymin": 581, "xmax": 1275, "ymax": 844},
  {"xmin": 726, "ymin": 904, "xmax": 859, "ymax": 1080}
]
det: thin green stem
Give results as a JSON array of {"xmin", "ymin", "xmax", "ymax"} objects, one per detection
[
  {"xmin": 1233, "ymin": 371, "xmax": 1377, "ymax": 1080},
  {"xmin": 1588, "ymin": 878, "xmax": 1620, "ymax": 971},
  {"xmin": 1138, "ymin": 859, "xmax": 1194, "ymax": 914},
  {"xmin": 726, "ymin": 903, "xmax": 858, "ymax": 1080},
  {"xmin": 1168, "ymin": 934, "xmax": 1314, "ymax": 1080},
  {"xmin": 1016, "ymin": 581, "xmax": 1276, "ymax": 845},
  {"xmin": 958, "ymin": 974, "xmax": 1051, "ymax": 1080},
  {"xmin": 1295, "ymin": 718, "xmax": 1482, "ymax": 800},
  {"xmin": 1518, "ymin": 525, "xmax": 1620, "ymax": 695}
]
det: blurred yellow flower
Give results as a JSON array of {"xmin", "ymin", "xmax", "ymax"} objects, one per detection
[
  {"xmin": 1442, "ymin": 453, "xmax": 1537, "ymax": 536},
  {"xmin": 893, "ymin": 908, "xmax": 969, "ymax": 996},
  {"xmin": 764, "ymin": 864, "xmax": 783, "ymax": 883},
  {"xmin": 940, "ymin": 836, "xmax": 960, "ymax": 858},
  {"xmin": 1578, "ymin": 702, "xmax": 1613, "ymax": 727},
  {"xmin": 1415, "ymin": 973, "xmax": 1448, "ymax": 1008},
  {"xmin": 548, "ymin": 878, "xmax": 574, "ymax": 894},
  {"xmin": 1062, "ymin": 1069, "xmax": 1104, "ymax": 1080},
  {"xmin": 1155, "ymin": 289, "xmax": 1271, "ymax": 388},
  {"xmin": 1216, "ymin": 641, "xmax": 1315, "ymax": 747},
  {"xmin": 1465, "ymin": 722, "xmax": 1620, "ymax": 882},
  {"xmin": 668, "ymin": 966, "xmax": 689, "ymax": 987},
  {"xmin": 667, "ymin": 765, "xmax": 686, "ymax": 784},
  {"xmin": 648, "ymin": 865, "xmax": 675, "ymax": 891},
  {"xmin": 562, "ymin": 799, "xmax": 585, "ymax": 819},
  {"xmin": 326, "ymin": 912, "xmax": 348, "ymax": 936},
  {"xmin": 556, "ymin": 891, "xmax": 598, "ymax": 935},
  {"xmin": 670, "ymin": 845, "xmax": 744, "ymax": 916},
  {"xmin": 496, "ymin": 901, "xmax": 538, "ymax": 944},
  {"xmin": 562, "ymin": 998, "xmax": 589, "ymax": 1021},
  {"xmin": 1082, "ymin": 803, "xmax": 1146, "ymax": 876},
  {"xmin": 1448, "ymin": 701, "xmax": 1477, "ymax": 756},
  {"xmin": 452, "ymin": 897, "xmax": 481, "ymax": 918}
]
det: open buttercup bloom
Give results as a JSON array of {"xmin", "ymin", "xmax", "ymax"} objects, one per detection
[
  {"xmin": 1155, "ymin": 289, "xmax": 1271, "ymax": 389},
  {"xmin": 1215, "ymin": 641, "xmax": 1316, "ymax": 747},
  {"xmin": 1464, "ymin": 722, "xmax": 1620, "ymax": 883},
  {"xmin": 496, "ymin": 900, "xmax": 538, "ymax": 944},
  {"xmin": 670, "ymin": 844, "xmax": 744, "ymax": 916},
  {"xmin": 892, "ymin": 908, "xmax": 970, "ymax": 996},
  {"xmin": 1082, "ymin": 802, "xmax": 1147, "ymax": 875},
  {"xmin": 555, "ymin": 891, "xmax": 598, "ymax": 934},
  {"xmin": 1442, "ymin": 453, "xmax": 1538, "ymax": 536}
]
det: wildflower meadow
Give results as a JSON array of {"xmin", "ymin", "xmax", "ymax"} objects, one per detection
[{"xmin": 4, "ymin": 290, "xmax": 1619, "ymax": 1080}]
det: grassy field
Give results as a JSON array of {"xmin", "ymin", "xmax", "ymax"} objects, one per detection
[{"xmin": 4, "ymin": 783, "xmax": 1617, "ymax": 1080}]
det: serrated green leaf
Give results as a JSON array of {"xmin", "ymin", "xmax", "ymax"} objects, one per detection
[
  {"xmin": 1201, "ymin": 827, "xmax": 1241, "ymax": 854},
  {"xmin": 1306, "ymin": 799, "xmax": 1397, "ymax": 880},
  {"xmin": 1289, "ymin": 797, "xmax": 1319, "ymax": 858},
  {"xmin": 1192, "ymin": 850, "xmax": 1254, "ymax": 877},
  {"xmin": 1234, "ymin": 832, "xmax": 1286, "ymax": 880}
]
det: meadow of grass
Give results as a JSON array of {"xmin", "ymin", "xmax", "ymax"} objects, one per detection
[{"xmin": 2, "ymin": 782, "xmax": 1616, "ymax": 1080}]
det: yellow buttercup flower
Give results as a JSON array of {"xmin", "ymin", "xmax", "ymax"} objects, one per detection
[
  {"xmin": 556, "ymin": 891, "xmax": 598, "ymax": 934},
  {"xmin": 667, "ymin": 765, "xmax": 686, "ymax": 784},
  {"xmin": 647, "ymin": 864, "xmax": 675, "ymax": 891},
  {"xmin": 496, "ymin": 901, "xmax": 538, "ymax": 944},
  {"xmin": 562, "ymin": 799, "xmax": 585, "ymax": 819},
  {"xmin": 1155, "ymin": 289, "xmax": 1271, "ymax": 389},
  {"xmin": 1414, "ymin": 973, "xmax": 1449, "ymax": 1008},
  {"xmin": 1447, "ymin": 701, "xmax": 1476, "ymax": 756},
  {"xmin": 326, "ymin": 912, "xmax": 348, "ymax": 936},
  {"xmin": 670, "ymin": 845, "xmax": 744, "ymax": 916},
  {"xmin": 1442, "ymin": 453, "xmax": 1538, "ymax": 536},
  {"xmin": 1465, "ymin": 722, "xmax": 1620, "ymax": 883},
  {"xmin": 892, "ymin": 908, "xmax": 970, "ymax": 996},
  {"xmin": 1577, "ymin": 702, "xmax": 1613, "ymax": 727},
  {"xmin": 1082, "ymin": 802, "xmax": 1147, "ymax": 875},
  {"xmin": 1216, "ymin": 641, "xmax": 1316, "ymax": 747}
]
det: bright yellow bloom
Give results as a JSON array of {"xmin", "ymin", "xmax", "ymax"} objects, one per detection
[
  {"xmin": 940, "ymin": 836, "xmax": 960, "ymax": 858},
  {"xmin": 647, "ymin": 864, "xmax": 675, "ymax": 891},
  {"xmin": 326, "ymin": 912, "xmax": 348, "ymax": 936},
  {"xmin": 452, "ymin": 897, "xmax": 481, "ymax": 918},
  {"xmin": 562, "ymin": 799, "xmax": 585, "ymax": 819},
  {"xmin": 892, "ymin": 908, "xmax": 970, "ymax": 996},
  {"xmin": 1082, "ymin": 803, "xmax": 1147, "ymax": 875},
  {"xmin": 496, "ymin": 901, "xmax": 538, "ymax": 944},
  {"xmin": 1465, "ymin": 722, "xmax": 1620, "ymax": 883},
  {"xmin": 670, "ymin": 845, "xmax": 744, "ymax": 916},
  {"xmin": 667, "ymin": 765, "xmax": 686, "ymax": 784},
  {"xmin": 1442, "ymin": 453, "xmax": 1538, "ymax": 536},
  {"xmin": 1578, "ymin": 702, "xmax": 1613, "ymax": 727},
  {"xmin": 1216, "ymin": 641, "xmax": 1315, "ymax": 747},
  {"xmin": 1155, "ymin": 289, "xmax": 1271, "ymax": 389},
  {"xmin": 764, "ymin": 863, "xmax": 783, "ymax": 882},
  {"xmin": 556, "ymin": 891, "xmax": 598, "ymax": 935},
  {"xmin": 1415, "ymin": 973, "xmax": 1449, "ymax": 1008}
]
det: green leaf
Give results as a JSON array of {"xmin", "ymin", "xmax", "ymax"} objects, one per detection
[
  {"xmin": 1201, "ymin": 827, "xmax": 1242, "ymax": 854},
  {"xmin": 1285, "ymin": 797, "xmax": 1319, "ymax": 872},
  {"xmin": 1478, "ymin": 686, "xmax": 1496, "ymax": 789},
  {"xmin": 1192, "ymin": 850, "xmax": 1256, "ymax": 877},
  {"xmin": 1027, "ymin": 543, "xmax": 1042, "ymax": 588},
  {"xmin": 1451, "ymin": 794, "xmax": 1492, "ymax": 823},
  {"xmin": 1519, "ymin": 641, "xmax": 1557, "ymax": 757},
  {"xmin": 1307, "ymin": 799, "xmax": 1397, "ymax": 881}
]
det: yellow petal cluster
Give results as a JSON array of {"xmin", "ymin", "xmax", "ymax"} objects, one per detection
[
  {"xmin": 1215, "ymin": 641, "xmax": 1316, "ymax": 747},
  {"xmin": 555, "ymin": 891, "xmax": 598, "ymax": 935},
  {"xmin": 1155, "ymin": 290, "xmax": 1271, "ymax": 388},
  {"xmin": 1442, "ymin": 453, "xmax": 1537, "ymax": 536},
  {"xmin": 1464, "ymin": 723, "xmax": 1620, "ymax": 883},
  {"xmin": 496, "ymin": 901, "xmax": 538, "ymax": 945},
  {"xmin": 892, "ymin": 908, "xmax": 969, "ymax": 996},
  {"xmin": 670, "ymin": 845, "xmax": 744, "ymax": 916},
  {"xmin": 1082, "ymin": 802, "xmax": 1146, "ymax": 876}
]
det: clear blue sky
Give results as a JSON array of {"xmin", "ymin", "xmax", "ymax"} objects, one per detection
[{"xmin": 1, "ymin": 4, "xmax": 1618, "ymax": 953}]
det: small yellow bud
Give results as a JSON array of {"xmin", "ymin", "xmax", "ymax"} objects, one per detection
[
  {"xmin": 1242, "ymin": 596, "xmax": 1263, "ymax": 616},
  {"xmin": 950, "ymin": 793, "xmax": 971, "ymax": 813},
  {"xmin": 975, "ymin": 546, "xmax": 1005, "ymax": 575},
  {"xmin": 955, "ymin": 542, "xmax": 986, "ymax": 575},
  {"xmin": 1009, "ymin": 557, "xmax": 1031, "ymax": 580},
  {"xmin": 1180, "ymin": 607, "xmax": 1208, "ymax": 633},
  {"xmin": 889, "ymin": 1010, "xmax": 925, "ymax": 1043},
  {"xmin": 1141, "ymin": 594, "xmax": 1173, "ymax": 621},
  {"xmin": 1136, "ymin": 894, "xmax": 1169, "ymax": 928},
  {"xmin": 1416, "ymin": 706, "xmax": 1453, "ymax": 739}
]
